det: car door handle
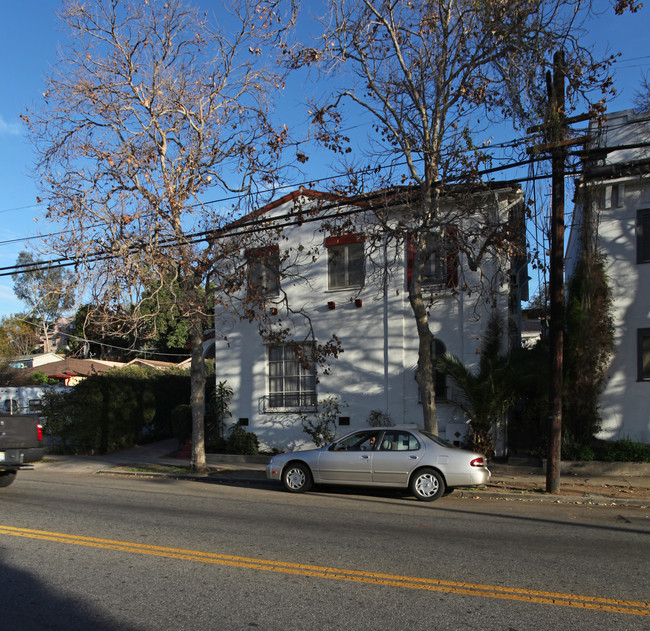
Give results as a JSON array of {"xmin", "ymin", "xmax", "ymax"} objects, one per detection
[
  {"xmin": 361, "ymin": 455, "xmax": 369, "ymax": 459},
  {"xmin": 409, "ymin": 456, "xmax": 418, "ymax": 460}
]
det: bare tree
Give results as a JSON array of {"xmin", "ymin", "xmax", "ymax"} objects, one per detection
[
  {"xmin": 634, "ymin": 73, "xmax": 650, "ymax": 113},
  {"xmin": 293, "ymin": 0, "xmax": 614, "ymax": 434},
  {"xmin": 24, "ymin": 0, "xmax": 294, "ymax": 471},
  {"xmin": 13, "ymin": 252, "xmax": 75, "ymax": 353}
]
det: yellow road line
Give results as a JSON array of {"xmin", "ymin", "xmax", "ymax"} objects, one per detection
[{"xmin": 1, "ymin": 525, "xmax": 647, "ymax": 617}]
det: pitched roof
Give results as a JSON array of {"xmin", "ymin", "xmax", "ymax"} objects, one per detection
[{"xmin": 20, "ymin": 358, "xmax": 116, "ymax": 380}]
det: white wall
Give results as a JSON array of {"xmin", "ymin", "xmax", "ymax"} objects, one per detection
[
  {"xmin": 567, "ymin": 110, "xmax": 650, "ymax": 444},
  {"xmin": 214, "ymin": 194, "xmax": 513, "ymax": 450}
]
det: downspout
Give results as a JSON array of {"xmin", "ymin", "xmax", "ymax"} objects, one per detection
[{"xmin": 382, "ymin": 234, "xmax": 390, "ymax": 412}]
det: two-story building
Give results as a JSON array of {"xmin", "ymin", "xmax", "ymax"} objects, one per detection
[
  {"xmin": 566, "ymin": 109, "xmax": 650, "ymax": 445},
  {"xmin": 214, "ymin": 185, "xmax": 525, "ymax": 451}
]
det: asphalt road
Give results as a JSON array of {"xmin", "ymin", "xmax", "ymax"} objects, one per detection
[{"xmin": 0, "ymin": 469, "xmax": 648, "ymax": 630}]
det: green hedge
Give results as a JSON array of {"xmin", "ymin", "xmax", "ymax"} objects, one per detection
[
  {"xmin": 562, "ymin": 437, "xmax": 650, "ymax": 463},
  {"xmin": 42, "ymin": 366, "xmax": 190, "ymax": 454}
]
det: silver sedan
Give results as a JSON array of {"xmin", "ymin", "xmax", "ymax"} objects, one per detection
[{"xmin": 266, "ymin": 426, "xmax": 490, "ymax": 501}]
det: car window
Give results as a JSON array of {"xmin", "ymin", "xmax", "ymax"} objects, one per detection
[
  {"xmin": 379, "ymin": 431, "xmax": 420, "ymax": 451},
  {"xmin": 333, "ymin": 431, "xmax": 381, "ymax": 451},
  {"xmin": 420, "ymin": 430, "xmax": 455, "ymax": 448}
]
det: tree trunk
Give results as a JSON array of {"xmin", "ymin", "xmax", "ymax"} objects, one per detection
[
  {"xmin": 408, "ymin": 180, "xmax": 439, "ymax": 435},
  {"xmin": 410, "ymin": 291, "xmax": 438, "ymax": 435},
  {"xmin": 42, "ymin": 317, "xmax": 51, "ymax": 354},
  {"xmin": 189, "ymin": 314, "xmax": 207, "ymax": 473}
]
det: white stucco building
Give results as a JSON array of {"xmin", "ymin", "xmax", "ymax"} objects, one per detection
[
  {"xmin": 566, "ymin": 109, "xmax": 650, "ymax": 444},
  {"xmin": 214, "ymin": 186, "xmax": 525, "ymax": 451}
]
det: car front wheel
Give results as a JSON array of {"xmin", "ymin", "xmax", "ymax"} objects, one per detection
[
  {"xmin": 282, "ymin": 462, "xmax": 313, "ymax": 493},
  {"xmin": 410, "ymin": 468, "xmax": 445, "ymax": 502}
]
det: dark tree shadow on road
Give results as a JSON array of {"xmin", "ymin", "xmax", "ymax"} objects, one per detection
[{"xmin": 0, "ymin": 553, "xmax": 144, "ymax": 631}]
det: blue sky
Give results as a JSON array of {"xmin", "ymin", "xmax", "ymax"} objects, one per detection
[{"xmin": 0, "ymin": 0, "xmax": 648, "ymax": 319}]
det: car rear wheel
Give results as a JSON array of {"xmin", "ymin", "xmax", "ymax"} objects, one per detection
[
  {"xmin": 0, "ymin": 471, "xmax": 17, "ymax": 488},
  {"xmin": 410, "ymin": 468, "xmax": 444, "ymax": 502},
  {"xmin": 282, "ymin": 462, "xmax": 313, "ymax": 493}
]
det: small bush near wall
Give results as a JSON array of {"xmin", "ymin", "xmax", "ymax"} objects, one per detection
[
  {"xmin": 226, "ymin": 425, "xmax": 259, "ymax": 455},
  {"xmin": 562, "ymin": 437, "xmax": 650, "ymax": 463},
  {"xmin": 597, "ymin": 438, "xmax": 650, "ymax": 463}
]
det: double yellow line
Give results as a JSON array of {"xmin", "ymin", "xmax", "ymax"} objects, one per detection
[{"xmin": 1, "ymin": 525, "xmax": 648, "ymax": 617}]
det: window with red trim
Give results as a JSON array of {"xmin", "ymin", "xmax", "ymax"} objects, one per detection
[
  {"xmin": 406, "ymin": 228, "xmax": 458, "ymax": 290},
  {"xmin": 246, "ymin": 245, "xmax": 280, "ymax": 296},
  {"xmin": 326, "ymin": 234, "xmax": 365, "ymax": 290}
]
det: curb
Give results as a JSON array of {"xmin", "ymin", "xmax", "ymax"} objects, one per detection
[
  {"xmin": 454, "ymin": 489, "xmax": 648, "ymax": 507},
  {"xmin": 96, "ymin": 468, "xmax": 648, "ymax": 507}
]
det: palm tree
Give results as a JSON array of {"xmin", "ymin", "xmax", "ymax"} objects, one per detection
[{"xmin": 437, "ymin": 316, "xmax": 516, "ymax": 457}]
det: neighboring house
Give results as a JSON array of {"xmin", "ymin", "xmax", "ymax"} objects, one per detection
[
  {"xmin": 46, "ymin": 316, "xmax": 75, "ymax": 354},
  {"xmin": 214, "ymin": 185, "xmax": 526, "ymax": 452},
  {"xmin": 18, "ymin": 358, "xmax": 116, "ymax": 386},
  {"xmin": 10, "ymin": 353, "xmax": 65, "ymax": 369},
  {"xmin": 566, "ymin": 109, "xmax": 650, "ymax": 445},
  {"xmin": 520, "ymin": 309, "xmax": 546, "ymax": 349}
]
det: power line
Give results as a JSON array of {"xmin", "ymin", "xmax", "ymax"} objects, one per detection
[
  {"xmin": 0, "ymin": 158, "xmax": 592, "ymax": 279},
  {"xmin": 2, "ymin": 131, "xmax": 646, "ymax": 277},
  {"xmin": 0, "ymin": 128, "xmax": 543, "ymax": 220},
  {"xmin": 0, "ymin": 146, "xmax": 549, "ymax": 257}
]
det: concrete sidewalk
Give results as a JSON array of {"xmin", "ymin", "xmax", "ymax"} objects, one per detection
[{"xmin": 39, "ymin": 440, "xmax": 650, "ymax": 506}]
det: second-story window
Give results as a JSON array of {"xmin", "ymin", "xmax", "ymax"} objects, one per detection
[
  {"xmin": 637, "ymin": 209, "xmax": 650, "ymax": 264},
  {"xmin": 246, "ymin": 245, "xmax": 280, "ymax": 297},
  {"xmin": 326, "ymin": 234, "xmax": 365, "ymax": 290},
  {"xmin": 406, "ymin": 228, "xmax": 458, "ymax": 291},
  {"xmin": 638, "ymin": 328, "xmax": 650, "ymax": 382}
]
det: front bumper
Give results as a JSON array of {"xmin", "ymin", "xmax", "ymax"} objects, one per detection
[{"xmin": 266, "ymin": 462, "xmax": 282, "ymax": 481}]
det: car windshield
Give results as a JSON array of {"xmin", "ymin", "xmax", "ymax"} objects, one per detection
[{"xmin": 420, "ymin": 431, "xmax": 455, "ymax": 449}]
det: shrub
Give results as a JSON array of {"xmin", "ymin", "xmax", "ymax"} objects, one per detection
[
  {"xmin": 299, "ymin": 397, "xmax": 343, "ymax": 447},
  {"xmin": 596, "ymin": 438, "xmax": 650, "ymax": 463},
  {"xmin": 30, "ymin": 371, "xmax": 57, "ymax": 385},
  {"xmin": 561, "ymin": 436, "xmax": 595, "ymax": 462},
  {"xmin": 40, "ymin": 369, "xmax": 190, "ymax": 454},
  {"xmin": 226, "ymin": 424, "xmax": 259, "ymax": 455},
  {"xmin": 207, "ymin": 380, "xmax": 233, "ymax": 440}
]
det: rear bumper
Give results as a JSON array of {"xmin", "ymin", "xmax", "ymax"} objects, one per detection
[
  {"xmin": 446, "ymin": 467, "xmax": 490, "ymax": 488},
  {"xmin": 474, "ymin": 467, "xmax": 491, "ymax": 485},
  {"xmin": 0, "ymin": 447, "xmax": 45, "ymax": 467}
]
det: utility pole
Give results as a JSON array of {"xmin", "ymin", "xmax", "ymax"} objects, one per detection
[
  {"xmin": 546, "ymin": 51, "xmax": 566, "ymax": 494},
  {"xmin": 528, "ymin": 53, "xmax": 592, "ymax": 493}
]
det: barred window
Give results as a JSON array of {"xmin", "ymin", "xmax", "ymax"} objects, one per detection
[{"xmin": 268, "ymin": 345, "xmax": 317, "ymax": 409}]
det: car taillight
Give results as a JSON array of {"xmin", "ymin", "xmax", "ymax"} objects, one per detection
[
  {"xmin": 37, "ymin": 423, "xmax": 43, "ymax": 442},
  {"xmin": 470, "ymin": 457, "xmax": 485, "ymax": 467}
]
